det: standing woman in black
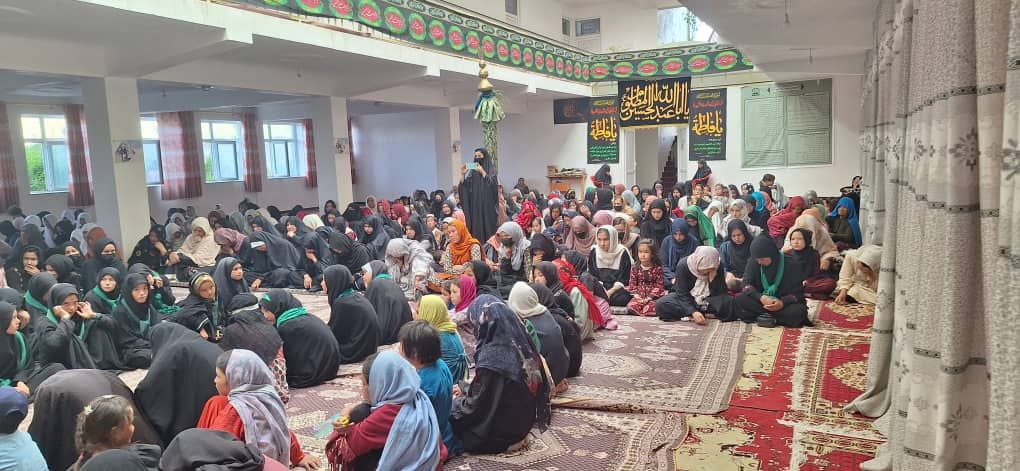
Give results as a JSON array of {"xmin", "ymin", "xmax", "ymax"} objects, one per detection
[
  {"xmin": 322, "ymin": 265, "xmax": 379, "ymax": 363},
  {"xmin": 460, "ymin": 148, "xmax": 501, "ymax": 242},
  {"xmin": 259, "ymin": 289, "xmax": 340, "ymax": 388}
]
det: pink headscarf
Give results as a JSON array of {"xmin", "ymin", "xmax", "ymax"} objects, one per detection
[
  {"xmin": 592, "ymin": 210, "xmax": 613, "ymax": 227},
  {"xmin": 214, "ymin": 228, "xmax": 247, "ymax": 253},
  {"xmin": 455, "ymin": 275, "xmax": 477, "ymax": 312}
]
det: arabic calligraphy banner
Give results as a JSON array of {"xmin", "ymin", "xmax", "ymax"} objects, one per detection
[
  {"xmin": 688, "ymin": 88, "xmax": 727, "ymax": 161},
  {"xmin": 587, "ymin": 97, "xmax": 619, "ymax": 164},
  {"xmin": 617, "ymin": 77, "xmax": 691, "ymax": 128},
  {"xmin": 553, "ymin": 98, "xmax": 590, "ymax": 124}
]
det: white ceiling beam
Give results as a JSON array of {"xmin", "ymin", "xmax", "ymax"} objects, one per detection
[{"xmin": 108, "ymin": 29, "xmax": 254, "ymax": 78}]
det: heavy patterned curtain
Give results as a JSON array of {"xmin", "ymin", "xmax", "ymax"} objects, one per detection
[
  {"xmin": 65, "ymin": 104, "xmax": 93, "ymax": 207},
  {"xmin": 0, "ymin": 103, "xmax": 19, "ymax": 209},
  {"xmin": 241, "ymin": 112, "xmax": 262, "ymax": 193},
  {"xmin": 303, "ymin": 118, "xmax": 317, "ymax": 188},
  {"xmin": 852, "ymin": 0, "xmax": 1018, "ymax": 469},
  {"xmin": 157, "ymin": 111, "xmax": 203, "ymax": 201}
]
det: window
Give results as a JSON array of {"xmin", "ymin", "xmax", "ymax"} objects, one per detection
[
  {"xmin": 504, "ymin": 0, "xmax": 518, "ymax": 24},
  {"xmin": 562, "ymin": 17, "xmax": 571, "ymax": 37},
  {"xmin": 576, "ymin": 18, "xmax": 601, "ymax": 37},
  {"xmin": 140, "ymin": 117, "xmax": 162, "ymax": 185},
  {"xmin": 200, "ymin": 120, "xmax": 243, "ymax": 182},
  {"xmin": 658, "ymin": 7, "xmax": 716, "ymax": 45},
  {"xmin": 262, "ymin": 122, "xmax": 307, "ymax": 179},
  {"xmin": 21, "ymin": 115, "xmax": 70, "ymax": 193}
]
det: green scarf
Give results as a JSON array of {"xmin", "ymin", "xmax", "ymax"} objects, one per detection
[
  {"xmin": 685, "ymin": 205, "xmax": 716, "ymax": 247},
  {"xmin": 276, "ymin": 307, "xmax": 308, "ymax": 328},
  {"xmin": 522, "ymin": 319, "xmax": 542, "ymax": 351},
  {"xmin": 119, "ymin": 299, "xmax": 152, "ymax": 336},
  {"xmin": 760, "ymin": 256, "xmax": 785, "ymax": 297},
  {"xmin": 24, "ymin": 292, "xmax": 48, "ymax": 314},
  {"xmin": 91, "ymin": 286, "xmax": 120, "ymax": 311},
  {"xmin": 153, "ymin": 292, "xmax": 181, "ymax": 315},
  {"xmin": 13, "ymin": 332, "xmax": 28, "ymax": 371},
  {"xmin": 337, "ymin": 288, "xmax": 356, "ymax": 300},
  {"xmin": 375, "ymin": 274, "xmax": 393, "ymax": 280}
]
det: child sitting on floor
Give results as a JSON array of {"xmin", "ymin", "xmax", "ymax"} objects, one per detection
[
  {"xmin": 70, "ymin": 395, "xmax": 161, "ymax": 470},
  {"xmin": 398, "ymin": 320, "xmax": 462, "ymax": 456},
  {"xmin": 625, "ymin": 239, "xmax": 666, "ymax": 316},
  {"xmin": 0, "ymin": 387, "xmax": 47, "ymax": 470}
]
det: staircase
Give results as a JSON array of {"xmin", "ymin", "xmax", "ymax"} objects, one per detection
[{"xmin": 659, "ymin": 136, "xmax": 679, "ymax": 190}]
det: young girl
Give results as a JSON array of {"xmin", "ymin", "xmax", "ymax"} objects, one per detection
[
  {"xmin": 71, "ymin": 395, "xmax": 160, "ymax": 470},
  {"xmin": 51, "ymin": 283, "xmax": 121, "ymax": 370},
  {"xmin": 626, "ymin": 240, "xmax": 666, "ymax": 316},
  {"xmin": 398, "ymin": 321, "xmax": 461, "ymax": 456},
  {"xmin": 83, "ymin": 268, "xmax": 121, "ymax": 316},
  {"xmin": 327, "ymin": 351, "xmax": 446, "ymax": 470},
  {"xmin": 786, "ymin": 229, "xmax": 837, "ymax": 299},
  {"xmin": 415, "ymin": 295, "xmax": 469, "ymax": 383},
  {"xmin": 110, "ymin": 273, "xmax": 164, "ymax": 369}
]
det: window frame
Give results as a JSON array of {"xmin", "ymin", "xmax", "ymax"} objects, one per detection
[
  {"xmin": 262, "ymin": 121, "xmax": 307, "ymax": 179},
  {"xmin": 200, "ymin": 119, "xmax": 244, "ymax": 183},
  {"xmin": 139, "ymin": 117, "xmax": 163, "ymax": 186},
  {"xmin": 21, "ymin": 114, "xmax": 70, "ymax": 194},
  {"xmin": 575, "ymin": 17, "xmax": 601, "ymax": 37}
]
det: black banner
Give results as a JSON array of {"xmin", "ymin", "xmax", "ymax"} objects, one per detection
[
  {"xmin": 617, "ymin": 77, "xmax": 691, "ymax": 128},
  {"xmin": 688, "ymin": 88, "xmax": 727, "ymax": 161},
  {"xmin": 587, "ymin": 97, "xmax": 619, "ymax": 164},
  {"xmin": 553, "ymin": 98, "xmax": 590, "ymax": 124}
]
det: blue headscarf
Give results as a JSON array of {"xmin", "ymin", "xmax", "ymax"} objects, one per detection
[
  {"xmin": 370, "ymin": 351, "xmax": 443, "ymax": 471},
  {"xmin": 660, "ymin": 218, "xmax": 700, "ymax": 273},
  {"xmin": 828, "ymin": 196, "xmax": 861, "ymax": 245},
  {"xmin": 750, "ymin": 192, "xmax": 767, "ymax": 213}
]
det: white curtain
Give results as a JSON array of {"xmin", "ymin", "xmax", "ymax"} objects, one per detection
[{"xmin": 851, "ymin": 0, "xmax": 1019, "ymax": 469}]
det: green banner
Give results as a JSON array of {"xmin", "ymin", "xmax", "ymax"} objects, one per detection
[{"xmin": 234, "ymin": 0, "xmax": 753, "ymax": 82}]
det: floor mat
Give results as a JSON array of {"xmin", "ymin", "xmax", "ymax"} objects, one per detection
[
  {"xmin": 812, "ymin": 301, "xmax": 875, "ymax": 333},
  {"xmin": 730, "ymin": 326, "xmax": 801, "ymax": 412},
  {"xmin": 554, "ymin": 317, "xmax": 750, "ymax": 414},
  {"xmin": 447, "ymin": 409, "xmax": 687, "ymax": 471}
]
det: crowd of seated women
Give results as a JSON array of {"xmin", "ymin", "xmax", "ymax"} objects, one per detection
[{"xmin": 0, "ymin": 163, "xmax": 880, "ymax": 469}]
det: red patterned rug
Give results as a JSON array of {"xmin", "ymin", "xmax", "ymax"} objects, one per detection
[
  {"xmin": 813, "ymin": 301, "xmax": 875, "ymax": 333},
  {"xmin": 730, "ymin": 326, "xmax": 802, "ymax": 412}
]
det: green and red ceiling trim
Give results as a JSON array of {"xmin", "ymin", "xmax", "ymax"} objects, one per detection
[{"xmin": 238, "ymin": 0, "xmax": 754, "ymax": 82}]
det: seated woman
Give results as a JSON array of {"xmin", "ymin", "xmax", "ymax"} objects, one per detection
[
  {"xmin": 786, "ymin": 229, "xmax": 837, "ymax": 299},
  {"xmin": 127, "ymin": 225, "xmax": 169, "ymax": 273},
  {"xmin": 468, "ymin": 260, "xmax": 500, "ymax": 298},
  {"xmin": 719, "ymin": 220, "xmax": 753, "ymax": 291},
  {"xmin": 171, "ymin": 274, "xmax": 225, "ymax": 342},
  {"xmin": 783, "ymin": 212, "xmax": 841, "ymax": 273},
  {"xmin": 211, "ymin": 257, "xmax": 249, "ymax": 310},
  {"xmin": 405, "ymin": 215, "xmax": 437, "ymax": 254},
  {"xmin": 485, "ymin": 221, "xmax": 531, "ymax": 298},
  {"xmin": 446, "ymin": 276, "xmax": 478, "ymax": 358},
  {"xmin": 259, "ymin": 289, "xmax": 341, "ymax": 388},
  {"xmin": 327, "ymin": 232, "xmax": 372, "ymax": 277},
  {"xmin": 415, "ymin": 295, "xmax": 469, "ymax": 383},
  {"xmin": 160, "ymin": 428, "xmax": 286, "ymax": 471},
  {"xmin": 360, "ymin": 216, "xmax": 391, "ymax": 261},
  {"xmin": 22, "ymin": 273, "xmax": 56, "ymax": 325},
  {"xmin": 660, "ymin": 219, "xmax": 700, "ymax": 288},
  {"xmin": 135, "ymin": 323, "xmax": 222, "ymax": 446},
  {"xmin": 528, "ymin": 233, "xmax": 558, "ymax": 269},
  {"xmin": 5, "ymin": 246, "xmax": 42, "ymax": 293},
  {"xmin": 734, "ymin": 234, "xmax": 811, "ymax": 327},
  {"xmin": 827, "ymin": 196, "xmax": 862, "ymax": 250},
  {"xmin": 531, "ymin": 262, "xmax": 575, "ymax": 319},
  {"xmin": 507, "ymin": 282, "xmax": 570, "ymax": 389},
  {"xmin": 243, "ymin": 231, "xmax": 304, "ymax": 290},
  {"xmin": 300, "ymin": 231, "xmax": 334, "ymax": 292},
  {"xmin": 326, "ymin": 351, "xmax": 446, "ymax": 471},
  {"xmin": 639, "ymin": 199, "xmax": 671, "ymax": 246},
  {"xmin": 385, "ymin": 238, "xmax": 433, "ymax": 300},
  {"xmin": 126, "ymin": 264, "xmax": 177, "ymax": 316},
  {"xmin": 722, "ymin": 199, "xmax": 763, "ymax": 238},
  {"xmin": 655, "ymin": 246, "xmax": 738, "ymax": 325},
  {"xmin": 50, "ymin": 283, "xmax": 121, "ymax": 370},
  {"xmin": 766, "ymin": 196, "xmax": 806, "ymax": 244},
  {"xmin": 452, "ymin": 296, "xmax": 551, "ymax": 453},
  {"xmin": 323, "ymin": 266, "xmax": 379, "ymax": 364},
  {"xmin": 29, "ymin": 369, "xmax": 160, "ymax": 471},
  {"xmin": 165, "ymin": 217, "xmax": 220, "ymax": 282},
  {"xmin": 44, "ymin": 254, "xmax": 82, "ymax": 292},
  {"xmin": 197, "ymin": 349, "xmax": 319, "ymax": 469},
  {"xmin": 213, "ymin": 227, "xmax": 249, "ymax": 261},
  {"xmin": 69, "ymin": 395, "xmax": 162, "ymax": 470},
  {"xmin": 748, "ymin": 192, "xmax": 772, "ymax": 229},
  {"xmin": 430, "ymin": 219, "xmax": 482, "ymax": 291},
  {"xmin": 684, "ymin": 205, "xmax": 717, "ymax": 247},
  {"xmin": 80, "ymin": 238, "xmax": 128, "ymax": 293},
  {"xmin": 626, "ymin": 239, "xmax": 667, "ymax": 317},
  {"xmin": 218, "ymin": 297, "xmax": 289, "ymax": 404},
  {"xmin": 363, "ymin": 260, "xmax": 413, "ymax": 345},
  {"xmin": 529, "ymin": 283, "xmax": 582, "ymax": 379},
  {"xmin": 280, "ymin": 216, "xmax": 313, "ymax": 253},
  {"xmin": 835, "ymin": 245, "xmax": 882, "ymax": 306},
  {"xmin": 587, "ymin": 225, "xmax": 633, "ymax": 307},
  {"xmin": 0, "ymin": 299, "xmax": 64, "ymax": 400},
  {"xmin": 83, "ymin": 268, "xmax": 121, "ymax": 315},
  {"xmin": 110, "ymin": 273, "xmax": 165, "ymax": 369}
]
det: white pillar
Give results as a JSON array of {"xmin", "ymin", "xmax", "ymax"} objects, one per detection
[
  {"xmin": 309, "ymin": 96, "xmax": 354, "ymax": 206},
  {"xmin": 434, "ymin": 107, "xmax": 461, "ymax": 192},
  {"xmin": 633, "ymin": 128, "xmax": 659, "ymax": 185},
  {"xmin": 81, "ymin": 77, "xmax": 149, "ymax": 254}
]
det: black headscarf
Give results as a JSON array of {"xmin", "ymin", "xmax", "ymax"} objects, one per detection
[
  {"xmin": 0, "ymin": 221, "xmax": 16, "ymax": 246},
  {"xmin": 173, "ymin": 273, "xmax": 222, "ymax": 341},
  {"xmin": 722, "ymin": 220, "xmax": 752, "ymax": 277},
  {"xmin": 303, "ymin": 229, "xmax": 335, "ymax": 266},
  {"xmin": 80, "ymin": 238, "xmax": 126, "ymax": 292},
  {"xmin": 323, "ymin": 266, "xmax": 379, "ymax": 363},
  {"xmin": 361, "ymin": 215, "xmax": 391, "ymax": 260},
  {"xmin": 529, "ymin": 282, "xmax": 582, "ymax": 377},
  {"xmin": 113, "ymin": 273, "xmax": 162, "ymax": 343},
  {"xmin": 219, "ymin": 307, "xmax": 282, "ymax": 365},
  {"xmin": 136, "ymin": 323, "xmax": 221, "ymax": 445},
  {"xmin": 247, "ymin": 231, "xmax": 301, "ymax": 272},
  {"xmin": 84, "ymin": 267, "xmax": 122, "ymax": 314},
  {"xmin": 53, "ymin": 220, "xmax": 75, "ymax": 245},
  {"xmin": 534, "ymin": 262, "xmax": 564, "ymax": 293},
  {"xmin": 471, "ymin": 260, "xmax": 499, "ymax": 297},
  {"xmin": 0, "ymin": 301, "xmax": 30, "ymax": 386},
  {"xmin": 212, "ymin": 257, "xmax": 249, "ymax": 309},
  {"xmin": 749, "ymin": 233, "xmax": 782, "ymax": 279},
  {"xmin": 430, "ymin": 190, "xmax": 447, "ymax": 218},
  {"xmin": 327, "ymin": 231, "xmax": 371, "ymax": 274},
  {"xmin": 24, "ymin": 273, "xmax": 56, "ymax": 318},
  {"xmin": 594, "ymin": 187, "xmax": 614, "ymax": 211},
  {"xmin": 639, "ymin": 198, "xmax": 671, "ymax": 244},
  {"xmin": 364, "ymin": 260, "xmax": 413, "ymax": 345},
  {"xmin": 160, "ymin": 429, "xmax": 265, "ymax": 471},
  {"xmin": 593, "ymin": 164, "xmax": 611, "ymax": 187},
  {"xmin": 259, "ymin": 289, "xmax": 340, "ymax": 387},
  {"xmin": 405, "ymin": 215, "xmax": 437, "ymax": 251},
  {"xmin": 529, "ymin": 233, "xmax": 557, "ymax": 262},
  {"xmin": 44, "ymin": 254, "xmax": 76, "ymax": 285},
  {"xmin": 249, "ymin": 215, "xmax": 280, "ymax": 237},
  {"xmin": 787, "ymin": 228, "xmax": 819, "ymax": 274}
]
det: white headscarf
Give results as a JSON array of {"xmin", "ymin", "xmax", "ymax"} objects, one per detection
[
  {"xmin": 593, "ymin": 225, "xmax": 627, "ymax": 270},
  {"xmin": 686, "ymin": 246, "xmax": 720, "ymax": 305},
  {"xmin": 178, "ymin": 217, "xmax": 220, "ymax": 267}
]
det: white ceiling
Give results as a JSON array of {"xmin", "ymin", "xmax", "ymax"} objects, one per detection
[{"xmin": 680, "ymin": 0, "xmax": 878, "ymax": 72}]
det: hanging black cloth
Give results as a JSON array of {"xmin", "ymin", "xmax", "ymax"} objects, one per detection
[
  {"xmin": 323, "ymin": 265, "xmax": 379, "ymax": 363},
  {"xmin": 363, "ymin": 260, "xmax": 412, "ymax": 345},
  {"xmin": 110, "ymin": 273, "xmax": 165, "ymax": 369},
  {"xmin": 29, "ymin": 369, "xmax": 161, "ymax": 471},
  {"xmin": 260, "ymin": 289, "xmax": 341, "ymax": 387},
  {"xmin": 460, "ymin": 148, "xmax": 501, "ymax": 241}
]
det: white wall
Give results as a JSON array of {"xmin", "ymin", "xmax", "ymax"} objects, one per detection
[
  {"xmin": 350, "ymin": 111, "xmax": 439, "ymax": 200},
  {"xmin": 683, "ymin": 75, "xmax": 863, "ymax": 197},
  {"xmin": 564, "ymin": 2, "xmax": 659, "ymax": 53}
]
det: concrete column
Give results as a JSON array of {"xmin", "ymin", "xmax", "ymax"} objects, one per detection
[
  {"xmin": 433, "ymin": 107, "xmax": 461, "ymax": 192},
  {"xmin": 81, "ymin": 77, "xmax": 149, "ymax": 254},
  {"xmin": 633, "ymin": 127, "xmax": 660, "ymax": 185},
  {"xmin": 309, "ymin": 96, "xmax": 354, "ymax": 205}
]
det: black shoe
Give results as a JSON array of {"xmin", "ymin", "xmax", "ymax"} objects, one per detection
[{"xmin": 756, "ymin": 315, "xmax": 777, "ymax": 328}]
